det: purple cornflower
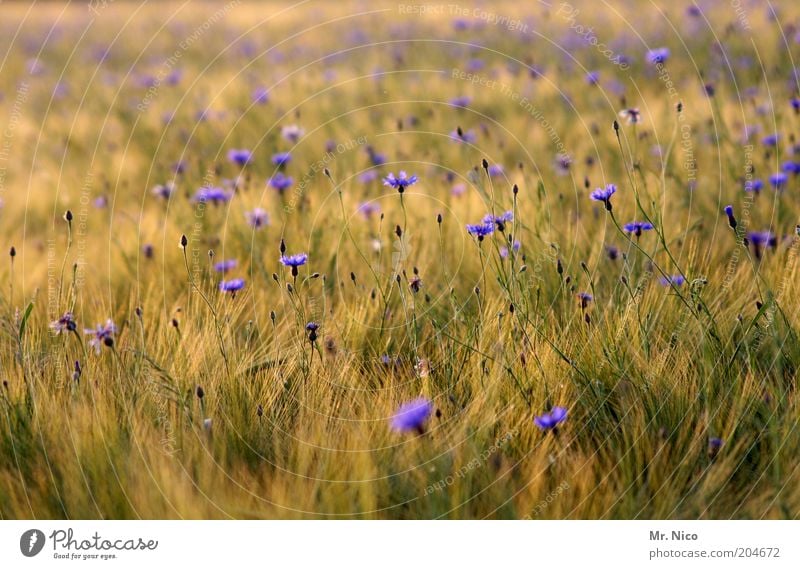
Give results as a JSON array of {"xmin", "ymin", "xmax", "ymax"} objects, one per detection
[
  {"xmin": 268, "ymin": 172, "xmax": 293, "ymax": 193},
  {"xmin": 782, "ymin": 161, "xmax": 800, "ymax": 175},
  {"xmin": 466, "ymin": 222, "xmax": 495, "ymax": 241},
  {"xmin": 358, "ymin": 201, "xmax": 381, "ymax": 218},
  {"xmin": 382, "ymin": 171, "xmax": 418, "ymax": 193},
  {"xmin": 747, "ymin": 231, "xmax": 777, "ymax": 258},
  {"xmin": 577, "ymin": 292, "xmax": 593, "ymax": 309},
  {"xmin": 449, "ymin": 95, "xmax": 471, "ymax": 108},
  {"xmin": 618, "ymin": 108, "xmax": 641, "ymax": 124},
  {"xmin": 586, "ymin": 71, "xmax": 600, "ymax": 85},
  {"xmin": 84, "ymin": 319, "xmax": 117, "ymax": 354},
  {"xmin": 50, "ymin": 312, "xmax": 77, "ymax": 334},
  {"xmin": 246, "ymin": 207, "xmax": 270, "ymax": 228},
  {"xmin": 623, "ymin": 221, "xmax": 654, "ymax": 237},
  {"xmin": 744, "ymin": 179, "xmax": 763, "ymax": 193},
  {"xmin": 646, "ymin": 47, "xmax": 670, "ymax": 65},
  {"xmin": 271, "ymin": 152, "xmax": 292, "ymax": 167},
  {"xmin": 500, "ymin": 240, "xmax": 521, "ymax": 258},
  {"xmin": 305, "ymin": 321, "xmax": 319, "ymax": 342},
  {"xmin": 483, "ymin": 211, "xmax": 513, "ymax": 231},
  {"xmin": 280, "ymin": 252, "xmax": 308, "ymax": 278},
  {"xmin": 227, "ymin": 149, "xmax": 252, "ymax": 167},
  {"xmin": 366, "ymin": 146, "xmax": 387, "ymax": 166},
  {"xmin": 193, "ymin": 187, "xmax": 233, "ymax": 205},
  {"xmin": 390, "ymin": 397, "xmax": 433, "ymax": 433},
  {"xmin": 724, "ymin": 205, "xmax": 737, "ymax": 229},
  {"xmin": 590, "ymin": 183, "xmax": 617, "ymax": 211},
  {"xmin": 487, "ymin": 164, "xmax": 504, "ymax": 177},
  {"xmin": 252, "ymin": 86, "xmax": 269, "ymax": 104},
  {"xmin": 708, "ymin": 437, "xmax": 723, "ymax": 458},
  {"xmin": 534, "ymin": 406, "xmax": 568, "ymax": 431},
  {"xmin": 219, "ymin": 278, "xmax": 245, "ymax": 293},
  {"xmin": 606, "ymin": 245, "xmax": 619, "ymax": 260},
  {"xmin": 770, "ymin": 172, "xmax": 789, "ymax": 190},
  {"xmin": 151, "ymin": 182, "xmax": 175, "ymax": 200},
  {"xmin": 449, "ymin": 127, "xmax": 476, "ymax": 143},
  {"xmin": 359, "ymin": 170, "xmax": 380, "ymax": 183},
  {"xmin": 659, "ymin": 275, "xmax": 686, "ymax": 286},
  {"xmin": 792, "ymin": 97, "xmax": 800, "ymax": 113},
  {"xmin": 762, "ymin": 133, "xmax": 779, "ymax": 147},
  {"xmin": 214, "ymin": 259, "xmax": 237, "ymax": 273},
  {"xmin": 281, "ymin": 124, "xmax": 305, "ymax": 143}
]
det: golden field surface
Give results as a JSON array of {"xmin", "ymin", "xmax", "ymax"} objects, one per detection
[{"xmin": 1, "ymin": 0, "xmax": 799, "ymax": 519}]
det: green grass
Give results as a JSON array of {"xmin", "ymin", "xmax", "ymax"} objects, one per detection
[{"xmin": 0, "ymin": 0, "xmax": 799, "ymax": 519}]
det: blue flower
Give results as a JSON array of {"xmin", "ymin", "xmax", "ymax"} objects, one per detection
[
  {"xmin": 84, "ymin": 319, "xmax": 117, "ymax": 354},
  {"xmin": 391, "ymin": 397, "xmax": 433, "ymax": 433},
  {"xmin": 577, "ymin": 292, "xmax": 593, "ymax": 309},
  {"xmin": 623, "ymin": 221, "xmax": 654, "ymax": 237},
  {"xmin": 646, "ymin": 47, "xmax": 670, "ymax": 64},
  {"xmin": 382, "ymin": 171, "xmax": 418, "ymax": 193},
  {"xmin": 782, "ymin": 161, "xmax": 800, "ymax": 176},
  {"xmin": 500, "ymin": 240, "xmax": 521, "ymax": 258},
  {"xmin": 280, "ymin": 253, "xmax": 308, "ymax": 267},
  {"xmin": 219, "ymin": 278, "xmax": 245, "ymax": 293},
  {"xmin": 269, "ymin": 172, "xmax": 293, "ymax": 193},
  {"xmin": 744, "ymin": 179, "xmax": 763, "ymax": 193},
  {"xmin": 366, "ymin": 146, "xmax": 386, "ymax": 166},
  {"xmin": 50, "ymin": 312, "xmax": 77, "ymax": 334},
  {"xmin": 466, "ymin": 222, "xmax": 495, "ymax": 240},
  {"xmin": 659, "ymin": 275, "xmax": 686, "ymax": 286},
  {"xmin": 762, "ymin": 133, "xmax": 779, "ymax": 147},
  {"xmin": 449, "ymin": 95, "xmax": 471, "ymax": 108},
  {"xmin": 227, "ymin": 149, "xmax": 252, "ymax": 167},
  {"xmin": 151, "ymin": 182, "xmax": 175, "ymax": 200},
  {"xmin": 724, "ymin": 205, "xmax": 737, "ymax": 229},
  {"xmin": 586, "ymin": 71, "xmax": 600, "ymax": 85},
  {"xmin": 271, "ymin": 152, "xmax": 292, "ymax": 167},
  {"xmin": 534, "ymin": 406, "xmax": 567, "ymax": 431},
  {"xmin": 770, "ymin": 172, "xmax": 788, "ymax": 190},
  {"xmin": 590, "ymin": 183, "xmax": 617, "ymax": 211},
  {"xmin": 193, "ymin": 187, "xmax": 233, "ymax": 204},
  {"xmin": 214, "ymin": 259, "xmax": 237, "ymax": 273},
  {"xmin": 487, "ymin": 164, "xmax": 504, "ymax": 177},
  {"xmin": 449, "ymin": 127, "xmax": 476, "ymax": 143},
  {"xmin": 252, "ymin": 86, "xmax": 269, "ymax": 104},
  {"xmin": 483, "ymin": 211, "xmax": 513, "ymax": 231},
  {"xmin": 246, "ymin": 207, "xmax": 269, "ymax": 228}
]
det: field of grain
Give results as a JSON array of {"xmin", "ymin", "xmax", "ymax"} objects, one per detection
[{"xmin": 0, "ymin": 0, "xmax": 799, "ymax": 519}]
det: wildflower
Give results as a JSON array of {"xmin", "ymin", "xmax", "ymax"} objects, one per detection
[
  {"xmin": 359, "ymin": 170, "xmax": 380, "ymax": 183},
  {"xmin": 792, "ymin": 97, "xmax": 800, "ymax": 114},
  {"xmin": 646, "ymin": 47, "xmax": 670, "ymax": 65},
  {"xmin": 466, "ymin": 222, "xmax": 495, "ymax": 241},
  {"xmin": 618, "ymin": 108, "xmax": 641, "ymax": 124},
  {"xmin": 268, "ymin": 172, "xmax": 293, "ymax": 193},
  {"xmin": 623, "ymin": 221, "xmax": 654, "ymax": 237},
  {"xmin": 744, "ymin": 179, "xmax": 763, "ymax": 193},
  {"xmin": 451, "ymin": 183, "xmax": 466, "ymax": 196},
  {"xmin": 590, "ymin": 183, "xmax": 617, "ymax": 211},
  {"xmin": 762, "ymin": 133, "xmax": 779, "ymax": 147},
  {"xmin": 500, "ymin": 240, "xmax": 521, "ymax": 258},
  {"xmin": 449, "ymin": 95, "xmax": 471, "ymax": 108},
  {"xmin": 193, "ymin": 186, "xmax": 233, "ymax": 204},
  {"xmin": 483, "ymin": 211, "xmax": 513, "ymax": 231},
  {"xmin": 50, "ymin": 312, "xmax": 77, "ymax": 334},
  {"xmin": 534, "ymin": 406, "xmax": 568, "ymax": 431},
  {"xmin": 252, "ymin": 86, "xmax": 269, "ymax": 104},
  {"xmin": 84, "ymin": 319, "xmax": 117, "ymax": 354},
  {"xmin": 487, "ymin": 164, "xmax": 504, "ymax": 177},
  {"xmin": 606, "ymin": 245, "xmax": 619, "ymax": 260},
  {"xmin": 577, "ymin": 292, "xmax": 593, "ymax": 310},
  {"xmin": 281, "ymin": 124, "xmax": 305, "ymax": 143},
  {"xmin": 747, "ymin": 231, "xmax": 777, "ymax": 258},
  {"xmin": 271, "ymin": 152, "xmax": 291, "ymax": 167},
  {"xmin": 358, "ymin": 201, "xmax": 381, "ymax": 219},
  {"xmin": 151, "ymin": 182, "xmax": 175, "ymax": 200},
  {"xmin": 724, "ymin": 205, "xmax": 737, "ymax": 229},
  {"xmin": 708, "ymin": 437, "xmax": 723, "ymax": 459},
  {"xmin": 219, "ymin": 278, "xmax": 245, "ymax": 293},
  {"xmin": 245, "ymin": 207, "xmax": 270, "ymax": 228},
  {"xmin": 586, "ymin": 71, "xmax": 600, "ymax": 85},
  {"xmin": 770, "ymin": 172, "xmax": 788, "ymax": 190},
  {"xmin": 214, "ymin": 259, "xmax": 237, "ymax": 273},
  {"xmin": 554, "ymin": 153, "xmax": 572, "ymax": 174},
  {"xmin": 227, "ymin": 149, "xmax": 252, "ymax": 167},
  {"xmin": 659, "ymin": 275, "xmax": 686, "ymax": 286},
  {"xmin": 366, "ymin": 146, "xmax": 386, "ymax": 166},
  {"xmin": 142, "ymin": 244, "xmax": 154, "ymax": 259},
  {"xmin": 280, "ymin": 252, "xmax": 308, "ymax": 278},
  {"xmin": 409, "ymin": 275, "xmax": 422, "ymax": 293},
  {"xmin": 305, "ymin": 321, "xmax": 319, "ymax": 343},
  {"xmin": 391, "ymin": 397, "xmax": 433, "ymax": 433},
  {"xmin": 783, "ymin": 161, "xmax": 800, "ymax": 175},
  {"xmin": 382, "ymin": 171, "xmax": 418, "ymax": 193},
  {"xmin": 449, "ymin": 127, "xmax": 476, "ymax": 143}
]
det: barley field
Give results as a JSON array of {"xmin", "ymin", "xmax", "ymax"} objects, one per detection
[{"xmin": 1, "ymin": 0, "xmax": 799, "ymax": 520}]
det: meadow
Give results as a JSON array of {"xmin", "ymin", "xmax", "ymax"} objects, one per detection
[{"xmin": 1, "ymin": 0, "xmax": 799, "ymax": 519}]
